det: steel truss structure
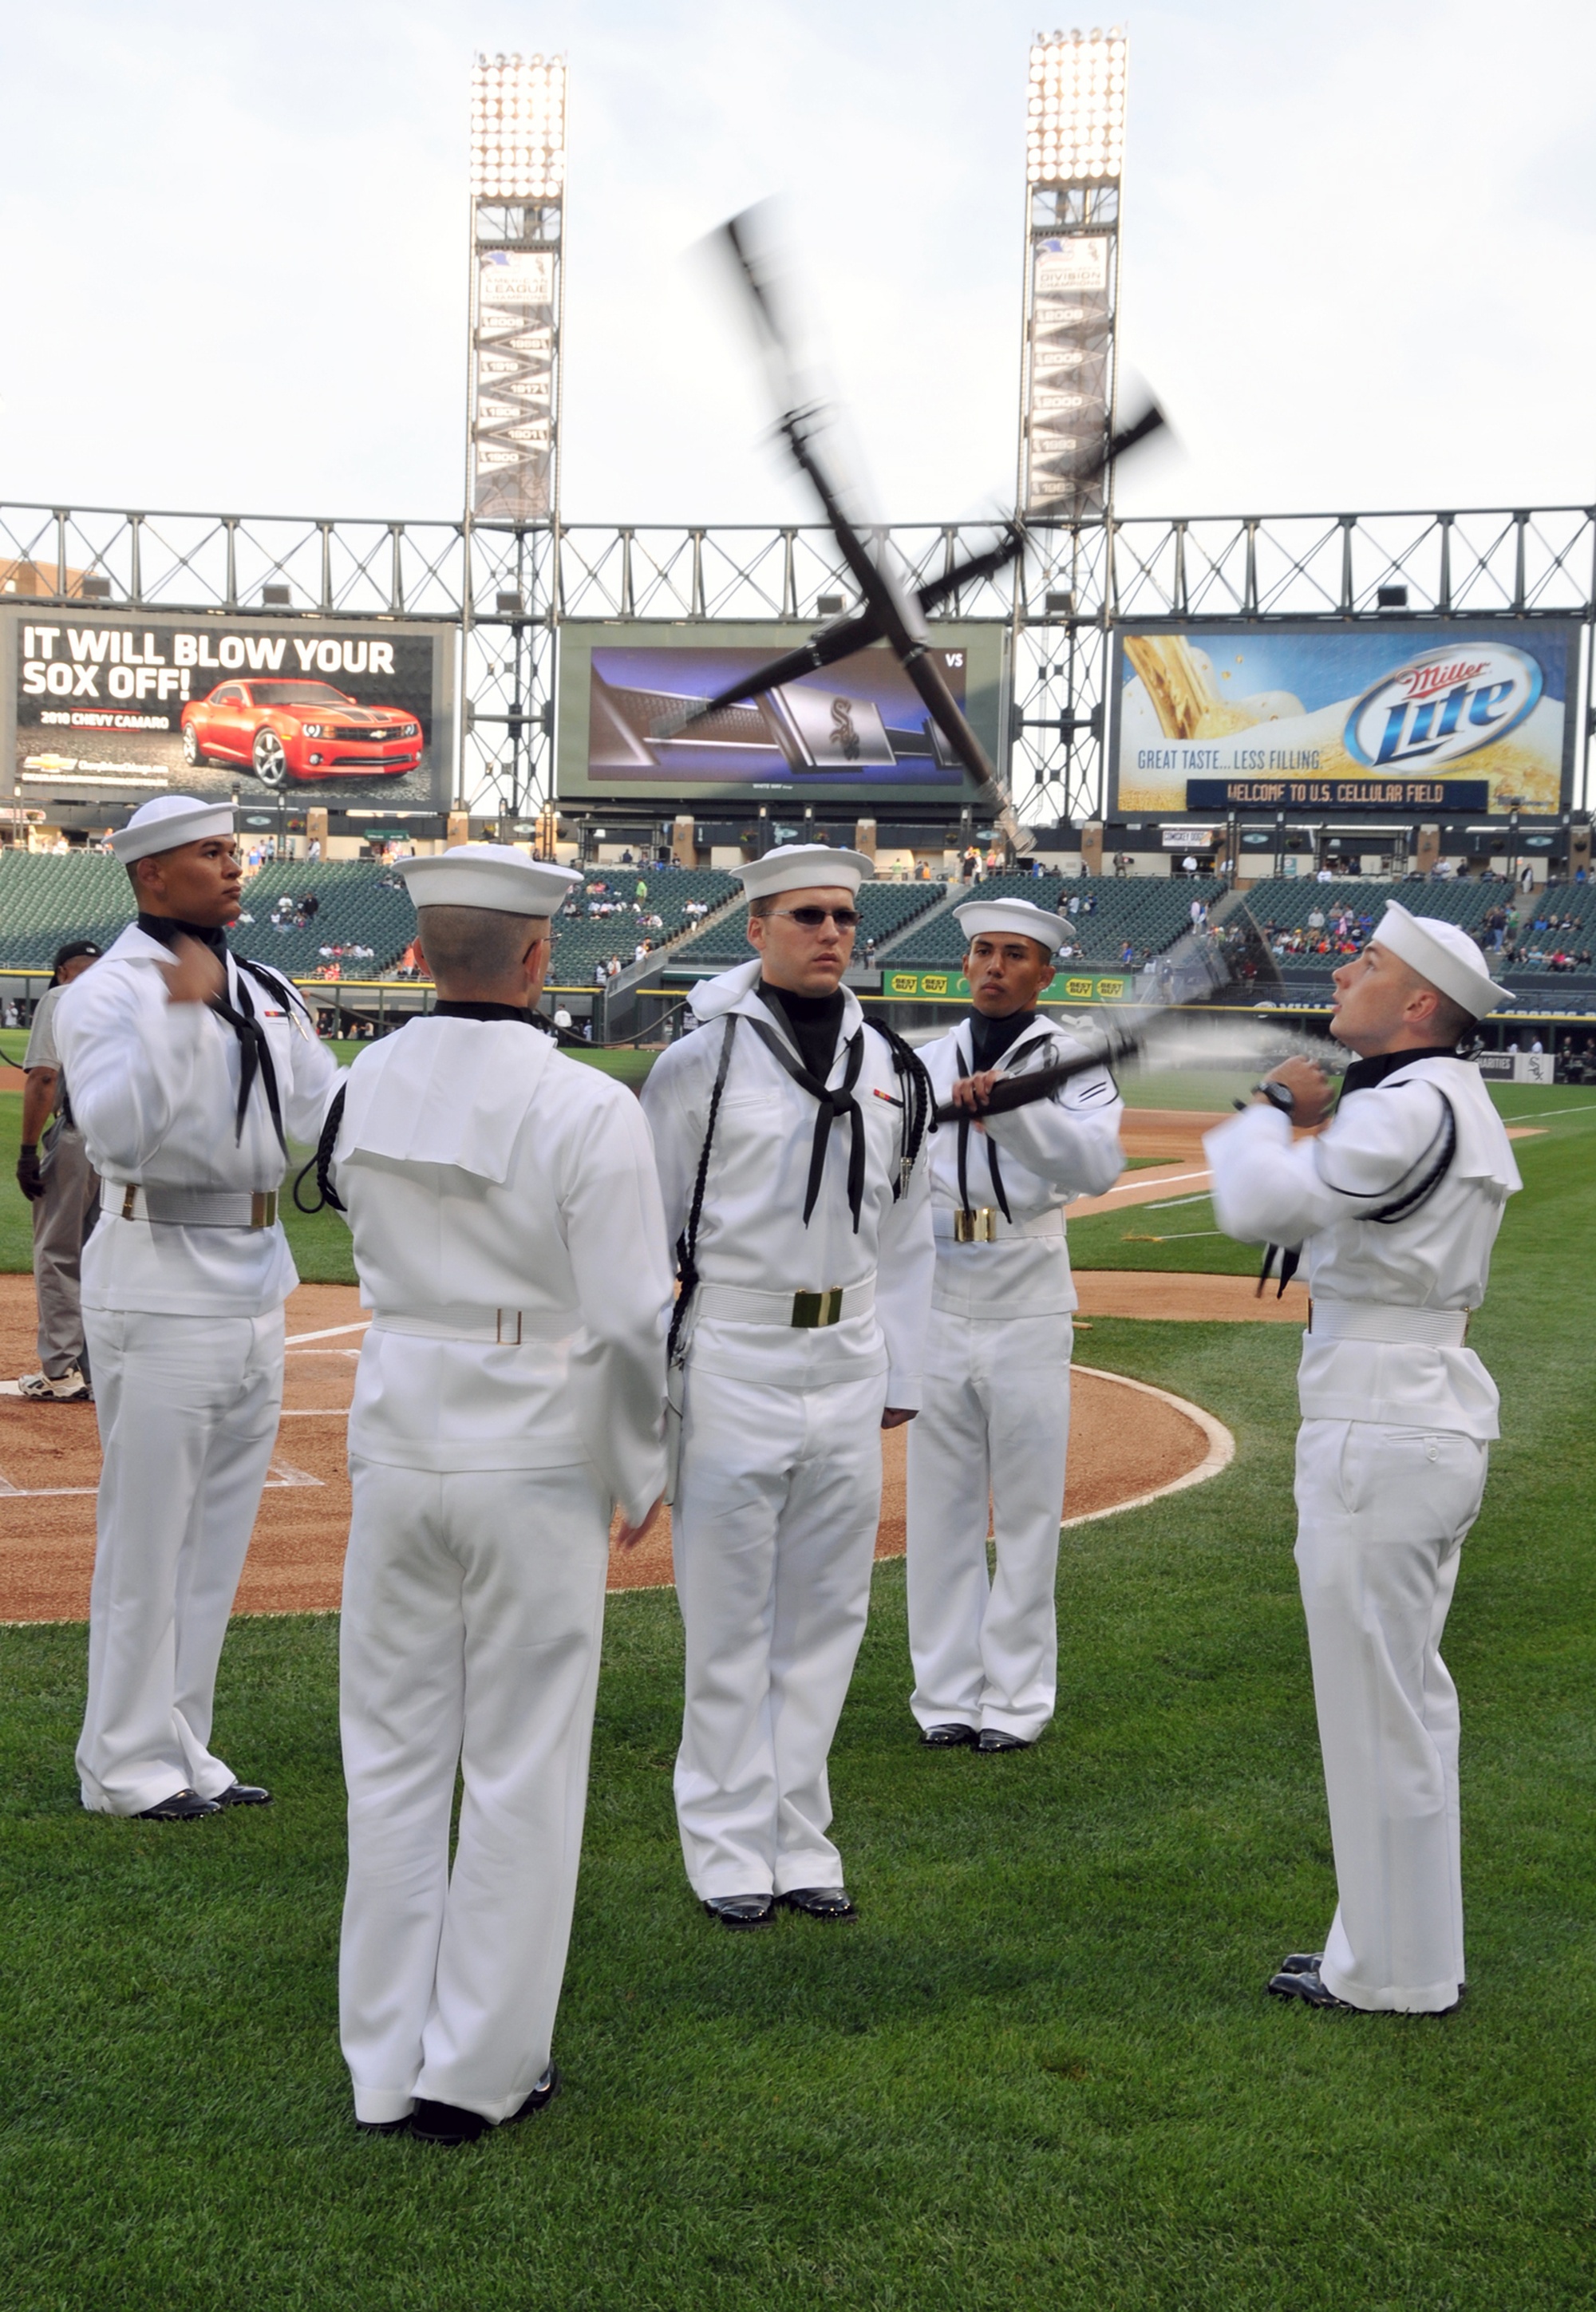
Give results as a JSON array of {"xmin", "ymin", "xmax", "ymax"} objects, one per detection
[{"xmin": 2, "ymin": 498, "xmax": 1591, "ymax": 826}]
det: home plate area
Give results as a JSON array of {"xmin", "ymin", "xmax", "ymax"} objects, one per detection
[{"xmin": 0, "ymin": 1275, "xmax": 1236, "ymax": 1624}]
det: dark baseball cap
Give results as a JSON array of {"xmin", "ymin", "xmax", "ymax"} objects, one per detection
[{"xmin": 51, "ymin": 940, "xmax": 103, "ymax": 980}]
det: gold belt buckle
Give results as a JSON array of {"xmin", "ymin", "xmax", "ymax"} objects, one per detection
[
  {"xmin": 791, "ymin": 1287, "xmax": 844, "ymax": 1329},
  {"xmin": 496, "ymin": 1309, "xmax": 524, "ymax": 1344},
  {"xmin": 954, "ymin": 1207, "xmax": 998, "ymax": 1243},
  {"xmin": 250, "ymin": 1190, "xmax": 278, "ymax": 1230},
  {"xmin": 120, "ymin": 1184, "xmax": 138, "ymax": 1220}
]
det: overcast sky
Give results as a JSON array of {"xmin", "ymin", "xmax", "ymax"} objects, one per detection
[{"xmin": 1, "ymin": 0, "xmax": 1593, "ymax": 531}]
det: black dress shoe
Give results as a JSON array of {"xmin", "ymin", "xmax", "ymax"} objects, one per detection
[
  {"xmin": 133, "ymin": 1787, "xmax": 220, "ymax": 1820},
  {"xmin": 215, "ymin": 1780, "xmax": 272, "ymax": 1808},
  {"xmin": 410, "ymin": 2099, "xmax": 491, "ymax": 2146},
  {"xmin": 1266, "ymin": 1963, "xmax": 1355, "ymax": 2009},
  {"xmin": 977, "ymin": 1729, "xmax": 1032, "ymax": 1753},
  {"xmin": 703, "ymin": 1893, "xmax": 776, "ymax": 1928},
  {"xmin": 780, "ymin": 1887, "xmax": 858, "ymax": 1922},
  {"xmin": 505, "ymin": 2064, "xmax": 560, "ymax": 2122},
  {"xmin": 919, "ymin": 1722, "xmax": 977, "ymax": 1748},
  {"xmin": 1278, "ymin": 1951, "xmax": 1324, "ymax": 1975}
]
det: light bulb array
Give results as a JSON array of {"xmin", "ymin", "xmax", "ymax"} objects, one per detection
[
  {"xmin": 470, "ymin": 51, "xmax": 566, "ymax": 202},
  {"xmin": 1026, "ymin": 26, "xmax": 1126, "ymax": 184}
]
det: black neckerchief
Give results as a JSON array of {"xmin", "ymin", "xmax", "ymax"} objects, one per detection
[
  {"xmin": 757, "ymin": 981, "xmax": 845, "ymax": 1083},
  {"xmin": 1340, "ymin": 1044, "xmax": 1459, "ymax": 1097},
  {"xmin": 138, "ymin": 911, "xmax": 289, "ymax": 1154},
  {"xmin": 968, "ymin": 1007, "xmax": 1037, "ymax": 1071},
  {"xmin": 432, "ymin": 999, "xmax": 550, "ymax": 1030},
  {"xmin": 749, "ymin": 982, "xmax": 866, "ymax": 1231},
  {"xmin": 954, "ymin": 1012, "xmax": 1037, "ymax": 1224}
]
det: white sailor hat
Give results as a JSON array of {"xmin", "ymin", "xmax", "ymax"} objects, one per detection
[
  {"xmin": 397, "ymin": 844, "xmax": 582, "ymax": 916},
  {"xmin": 954, "ymin": 897, "xmax": 1072, "ymax": 955},
  {"xmin": 1373, "ymin": 899, "xmax": 1508, "ymax": 1018},
  {"xmin": 110, "ymin": 793, "xmax": 236, "ymax": 864},
  {"xmin": 737, "ymin": 843, "xmax": 874, "ymax": 900}
]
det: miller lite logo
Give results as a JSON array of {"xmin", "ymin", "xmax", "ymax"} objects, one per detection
[{"xmin": 1345, "ymin": 643, "xmax": 1541, "ymax": 770}]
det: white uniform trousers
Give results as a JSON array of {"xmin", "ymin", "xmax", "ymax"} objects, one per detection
[
  {"xmin": 905, "ymin": 1309, "xmax": 1073, "ymax": 1741},
  {"xmin": 1294, "ymin": 1417, "xmax": 1487, "ymax": 2014},
  {"xmin": 77, "ymin": 1305, "xmax": 283, "ymax": 1815},
  {"xmin": 672, "ymin": 1363, "xmax": 887, "ymax": 1899},
  {"xmin": 339, "ymin": 1456, "xmax": 610, "ymax": 2128}
]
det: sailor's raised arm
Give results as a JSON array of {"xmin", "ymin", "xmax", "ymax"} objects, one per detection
[
  {"xmin": 278, "ymin": 994, "xmax": 346, "ymax": 1144},
  {"xmin": 559, "ymin": 1088, "xmax": 674, "ymax": 1528},
  {"xmin": 1205, "ymin": 1076, "xmax": 1448, "ymax": 1248},
  {"xmin": 55, "ymin": 955, "xmax": 209, "ymax": 1179}
]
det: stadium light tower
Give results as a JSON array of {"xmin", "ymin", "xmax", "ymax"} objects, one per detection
[
  {"xmin": 467, "ymin": 51, "xmax": 567, "ymax": 522},
  {"xmin": 1018, "ymin": 26, "xmax": 1127, "ymax": 519},
  {"xmin": 462, "ymin": 50, "xmax": 567, "ymax": 825}
]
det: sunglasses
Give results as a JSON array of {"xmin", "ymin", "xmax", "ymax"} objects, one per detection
[{"xmin": 771, "ymin": 906, "xmax": 859, "ymax": 931}]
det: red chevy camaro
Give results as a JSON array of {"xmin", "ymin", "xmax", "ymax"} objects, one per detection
[{"xmin": 180, "ymin": 680, "xmax": 423, "ymax": 788}]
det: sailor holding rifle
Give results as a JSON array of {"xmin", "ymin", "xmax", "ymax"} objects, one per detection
[
  {"xmin": 639, "ymin": 844, "xmax": 935, "ymax": 1930},
  {"xmin": 1204, "ymin": 903, "xmax": 1520, "ymax": 2015},
  {"xmin": 907, "ymin": 898, "xmax": 1123, "ymax": 1753},
  {"xmin": 54, "ymin": 793, "xmax": 342, "ymax": 1821},
  {"xmin": 328, "ymin": 844, "xmax": 672, "ymax": 2146}
]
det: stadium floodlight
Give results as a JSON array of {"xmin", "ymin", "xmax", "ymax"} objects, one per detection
[
  {"xmin": 1017, "ymin": 26, "xmax": 1128, "ymax": 520},
  {"xmin": 470, "ymin": 52, "xmax": 566, "ymax": 202},
  {"xmin": 1025, "ymin": 27, "xmax": 1127, "ymax": 186}
]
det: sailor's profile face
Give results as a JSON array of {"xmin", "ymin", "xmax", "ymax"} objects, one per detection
[
  {"xmin": 1330, "ymin": 939, "xmax": 1432, "ymax": 1053},
  {"xmin": 965, "ymin": 933, "xmax": 1054, "ymax": 1017},
  {"xmin": 747, "ymin": 883, "xmax": 856, "ymax": 996},
  {"xmin": 135, "ymin": 834, "xmax": 243, "ymax": 928}
]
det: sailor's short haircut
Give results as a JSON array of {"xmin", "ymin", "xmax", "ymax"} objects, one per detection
[
  {"xmin": 416, "ymin": 903, "xmax": 548, "ymax": 982},
  {"xmin": 1427, "ymin": 988, "xmax": 1476, "ymax": 1048}
]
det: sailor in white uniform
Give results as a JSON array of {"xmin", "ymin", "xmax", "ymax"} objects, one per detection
[
  {"xmin": 1204, "ymin": 903, "xmax": 1520, "ymax": 2015},
  {"xmin": 907, "ymin": 899, "xmax": 1123, "ymax": 1751},
  {"xmin": 330, "ymin": 845, "xmax": 672, "ymax": 2146},
  {"xmin": 54, "ymin": 794, "xmax": 342, "ymax": 1820},
  {"xmin": 639, "ymin": 845, "xmax": 935, "ymax": 1929}
]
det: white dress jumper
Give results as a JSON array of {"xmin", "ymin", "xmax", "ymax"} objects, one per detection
[
  {"xmin": 639, "ymin": 962, "xmax": 935, "ymax": 1901},
  {"xmin": 55, "ymin": 924, "xmax": 341, "ymax": 1816},
  {"xmin": 907, "ymin": 1018, "xmax": 1122, "ymax": 1741},
  {"xmin": 331, "ymin": 1017, "xmax": 671, "ymax": 2126},
  {"xmin": 1206, "ymin": 1055, "xmax": 1520, "ymax": 2011}
]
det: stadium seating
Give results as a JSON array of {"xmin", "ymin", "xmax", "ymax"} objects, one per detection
[
  {"xmin": 885, "ymin": 873, "xmax": 1223, "ymax": 968},
  {"xmin": 669, "ymin": 875, "xmax": 949, "ymax": 970},
  {"xmin": 0, "ymin": 851, "xmax": 135, "ymax": 967},
  {"xmin": 237, "ymin": 860, "xmax": 417, "ymax": 978},
  {"xmin": 549, "ymin": 867, "xmax": 738, "ymax": 985}
]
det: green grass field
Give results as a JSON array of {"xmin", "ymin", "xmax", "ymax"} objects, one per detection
[{"xmin": 1, "ymin": 1049, "xmax": 1593, "ymax": 2306}]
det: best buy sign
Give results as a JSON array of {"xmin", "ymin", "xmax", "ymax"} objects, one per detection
[{"xmin": 882, "ymin": 969, "xmax": 1131, "ymax": 1002}]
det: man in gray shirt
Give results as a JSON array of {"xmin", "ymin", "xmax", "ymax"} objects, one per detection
[{"xmin": 16, "ymin": 942, "xmax": 103, "ymax": 1401}]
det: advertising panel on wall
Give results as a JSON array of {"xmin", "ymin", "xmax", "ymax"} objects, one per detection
[
  {"xmin": 2, "ymin": 609, "xmax": 456, "ymax": 815},
  {"xmin": 1022, "ymin": 234, "xmax": 1114, "ymax": 516},
  {"xmin": 556, "ymin": 620, "xmax": 1009, "ymax": 805},
  {"xmin": 1110, "ymin": 619, "xmax": 1581, "ymax": 819}
]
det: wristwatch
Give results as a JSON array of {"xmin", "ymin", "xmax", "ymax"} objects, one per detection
[{"xmin": 1254, "ymin": 1080, "xmax": 1296, "ymax": 1117}]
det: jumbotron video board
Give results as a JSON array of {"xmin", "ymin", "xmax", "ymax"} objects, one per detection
[
  {"xmin": 555, "ymin": 620, "xmax": 1009, "ymax": 805},
  {"xmin": 1109, "ymin": 619, "xmax": 1580, "ymax": 819},
  {"xmin": 2, "ymin": 607, "xmax": 456, "ymax": 815}
]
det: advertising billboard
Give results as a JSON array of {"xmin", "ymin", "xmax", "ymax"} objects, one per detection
[
  {"xmin": 2, "ymin": 608, "xmax": 456, "ymax": 815},
  {"xmin": 1110, "ymin": 619, "xmax": 1580, "ymax": 819},
  {"xmin": 556, "ymin": 620, "xmax": 1009, "ymax": 806},
  {"xmin": 1022, "ymin": 233, "xmax": 1114, "ymax": 516}
]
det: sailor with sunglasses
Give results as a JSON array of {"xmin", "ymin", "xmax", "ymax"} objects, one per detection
[
  {"xmin": 639, "ymin": 844, "xmax": 935, "ymax": 1929},
  {"xmin": 906, "ymin": 898, "xmax": 1122, "ymax": 1755}
]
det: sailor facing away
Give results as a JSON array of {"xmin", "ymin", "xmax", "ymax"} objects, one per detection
[
  {"xmin": 54, "ymin": 795, "xmax": 342, "ymax": 1821},
  {"xmin": 907, "ymin": 899, "xmax": 1123, "ymax": 1753},
  {"xmin": 639, "ymin": 844, "xmax": 935, "ymax": 1929},
  {"xmin": 1204, "ymin": 903, "xmax": 1520, "ymax": 2016},
  {"xmin": 330, "ymin": 845, "xmax": 671, "ymax": 2148}
]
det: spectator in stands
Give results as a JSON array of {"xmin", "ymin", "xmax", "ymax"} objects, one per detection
[
  {"xmin": 15, "ymin": 941, "xmax": 104, "ymax": 1404},
  {"xmin": 635, "ymin": 878, "xmax": 649, "ymax": 903},
  {"xmin": 594, "ymin": 962, "xmax": 607, "ymax": 990},
  {"xmin": 606, "ymin": 955, "xmax": 622, "ymax": 981}
]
